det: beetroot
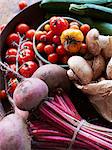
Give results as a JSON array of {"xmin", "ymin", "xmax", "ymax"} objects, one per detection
[
  {"xmin": 13, "ymin": 78, "xmax": 48, "ymax": 111},
  {"xmin": 0, "ymin": 113, "xmax": 31, "ymax": 150},
  {"xmin": 32, "ymin": 64, "xmax": 71, "ymax": 92}
]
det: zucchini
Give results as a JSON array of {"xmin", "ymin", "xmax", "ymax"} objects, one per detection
[
  {"xmin": 40, "ymin": 0, "xmax": 112, "ymax": 12},
  {"xmin": 69, "ymin": 4, "xmax": 112, "ymax": 22}
]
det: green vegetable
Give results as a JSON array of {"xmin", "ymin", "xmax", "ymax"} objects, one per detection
[
  {"xmin": 40, "ymin": 0, "xmax": 112, "ymax": 12},
  {"xmin": 69, "ymin": 4, "xmax": 112, "ymax": 22}
]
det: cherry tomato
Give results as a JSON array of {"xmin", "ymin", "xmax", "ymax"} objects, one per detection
[
  {"xmin": 36, "ymin": 42, "xmax": 45, "ymax": 53},
  {"xmin": 48, "ymin": 53, "xmax": 58, "ymax": 63},
  {"xmin": 44, "ymin": 44, "xmax": 54, "ymax": 55},
  {"xmin": 46, "ymin": 30, "xmax": 54, "ymax": 41},
  {"xmin": 18, "ymin": 48, "xmax": 35, "ymax": 65},
  {"xmin": 56, "ymin": 45, "xmax": 66, "ymax": 55},
  {"xmin": 44, "ymin": 24, "xmax": 51, "ymax": 31},
  {"xmin": 60, "ymin": 55, "xmax": 69, "ymax": 64},
  {"xmin": 70, "ymin": 25, "xmax": 79, "ymax": 30},
  {"xmin": 26, "ymin": 29, "xmax": 36, "ymax": 40},
  {"xmin": 52, "ymin": 35, "xmax": 61, "ymax": 45},
  {"xmin": 0, "ymin": 24, "xmax": 6, "ymax": 31},
  {"xmin": 6, "ymin": 33, "xmax": 20, "ymax": 47},
  {"xmin": 64, "ymin": 19, "xmax": 69, "ymax": 28},
  {"xmin": 21, "ymin": 41, "xmax": 33, "ymax": 50},
  {"xmin": 8, "ymin": 78, "xmax": 19, "ymax": 95},
  {"xmin": 35, "ymin": 31, "xmax": 45, "ymax": 41},
  {"xmin": 5, "ymin": 48, "xmax": 17, "ymax": 64},
  {"xmin": 40, "ymin": 34, "xmax": 47, "ymax": 42},
  {"xmin": 79, "ymin": 43, "xmax": 88, "ymax": 55},
  {"xmin": 7, "ymin": 64, "xmax": 16, "ymax": 79},
  {"xmin": 50, "ymin": 16, "xmax": 68, "ymax": 35},
  {"xmin": 70, "ymin": 21, "xmax": 79, "ymax": 27},
  {"xmin": 0, "ymin": 90, "xmax": 7, "ymax": 100},
  {"xmin": 16, "ymin": 23, "xmax": 30, "ymax": 34},
  {"xmin": 80, "ymin": 24, "xmax": 90, "ymax": 36},
  {"xmin": 18, "ymin": 0, "xmax": 27, "ymax": 10},
  {"xmin": 19, "ymin": 61, "xmax": 38, "ymax": 78}
]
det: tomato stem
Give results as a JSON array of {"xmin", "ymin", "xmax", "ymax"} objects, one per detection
[
  {"xmin": 15, "ymin": 32, "xmax": 28, "ymax": 72},
  {"xmin": 0, "ymin": 61, "xmax": 24, "ymax": 80}
]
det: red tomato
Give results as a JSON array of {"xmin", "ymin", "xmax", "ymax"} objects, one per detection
[
  {"xmin": 53, "ymin": 35, "xmax": 61, "ymax": 45},
  {"xmin": 16, "ymin": 23, "xmax": 30, "ymax": 34},
  {"xmin": 46, "ymin": 30, "xmax": 54, "ymax": 41},
  {"xmin": 26, "ymin": 29, "xmax": 36, "ymax": 40},
  {"xmin": 18, "ymin": 48, "xmax": 35, "ymax": 65},
  {"xmin": 56, "ymin": 45, "xmax": 66, "ymax": 55},
  {"xmin": 36, "ymin": 42, "xmax": 45, "ymax": 53},
  {"xmin": 5, "ymin": 48, "xmax": 17, "ymax": 64},
  {"xmin": 0, "ymin": 90, "xmax": 7, "ymax": 100},
  {"xmin": 48, "ymin": 53, "xmax": 58, "ymax": 63},
  {"xmin": 0, "ymin": 24, "xmax": 6, "ymax": 31},
  {"xmin": 50, "ymin": 16, "xmax": 68, "ymax": 35},
  {"xmin": 40, "ymin": 34, "xmax": 47, "ymax": 42},
  {"xmin": 80, "ymin": 24, "xmax": 90, "ymax": 36},
  {"xmin": 18, "ymin": 0, "xmax": 27, "ymax": 10},
  {"xmin": 35, "ymin": 31, "xmax": 45, "ymax": 41},
  {"xmin": 79, "ymin": 43, "xmax": 88, "ymax": 54},
  {"xmin": 21, "ymin": 41, "xmax": 33, "ymax": 50},
  {"xmin": 64, "ymin": 19, "xmax": 69, "ymax": 28},
  {"xmin": 6, "ymin": 33, "xmax": 20, "ymax": 47},
  {"xmin": 19, "ymin": 61, "xmax": 38, "ymax": 78},
  {"xmin": 44, "ymin": 44, "xmax": 54, "ymax": 55},
  {"xmin": 8, "ymin": 78, "xmax": 19, "ymax": 95},
  {"xmin": 60, "ymin": 55, "xmax": 69, "ymax": 64},
  {"xmin": 7, "ymin": 64, "xmax": 16, "ymax": 79}
]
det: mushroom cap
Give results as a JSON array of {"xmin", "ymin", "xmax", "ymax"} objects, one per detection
[{"xmin": 86, "ymin": 28, "xmax": 101, "ymax": 56}]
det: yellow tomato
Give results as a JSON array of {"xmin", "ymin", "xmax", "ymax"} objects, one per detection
[
  {"xmin": 60, "ymin": 29, "xmax": 84, "ymax": 53},
  {"xmin": 44, "ymin": 24, "xmax": 51, "ymax": 31}
]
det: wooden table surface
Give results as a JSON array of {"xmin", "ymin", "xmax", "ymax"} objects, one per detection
[{"xmin": 0, "ymin": 0, "xmax": 38, "ymax": 25}]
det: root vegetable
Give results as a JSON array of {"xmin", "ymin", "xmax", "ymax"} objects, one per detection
[
  {"xmin": 0, "ymin": 113, "xmax": 31, "ymax": 150},
  {"xmin": 86, "ymin": 28, "xmax": 112, "ymax": 58},
  {"xmin": 67, "ymin": 56, "xmax": 93, "ymax": 84},
  {"xmin": 67, "ymin": 69, "xmax": 78, "ymax": 80},
  {"xmin": 75, "ymin": 80, "xmax": 112, "ymax": 121},
  {"xmin": 92, "ymin": 55, "xmax": 105, "ymax": 80},
  {"xmin": 86, "ymin": 28, "xmax": 101, "ymax": 56},
  {"xmin": 101, "ymin": 35, "xmax": 112, "ymax": 58},
  {"xmin": 106, "ymin": 57, "xmax": 112, "ymax": 79},
  {"xmin": 32, "ymin": 64, "xmax": 71, "ymax": 92},
  {"xmin": 0, "ymin": 102, "xmax": 5, "ymax": 121},
  {"xmin": 0, "ymin": 61, "xmax": 49, "ymax": 111},
  {"xmin": 97, "ymin": 77, "xmax": 106, "ymax": 82},
  {"xmin": 13, "ymin": 78, "xmax": 48, "ymax": 111}
]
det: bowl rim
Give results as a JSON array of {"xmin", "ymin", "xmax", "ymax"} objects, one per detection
[{"xmin": 33, "ymin": 16, "xmax": 83, "ymax": 68}]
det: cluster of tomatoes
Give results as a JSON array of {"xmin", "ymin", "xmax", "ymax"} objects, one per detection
[
  {"xmin": 5, "ymin": 23, "xmax": 38, "ymax": 95},
  {"xmin": 35, "ymin": 16, "xmax": 90, "ymax": 64}
]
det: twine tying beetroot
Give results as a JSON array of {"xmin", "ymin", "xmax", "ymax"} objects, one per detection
[
  {"xmin": 68, "ymin": 119, "xmax": 86, "ymax": 150},
  {"xmin": 30, "ymin": 92, "xmax": 112, "ymax": 150}
]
